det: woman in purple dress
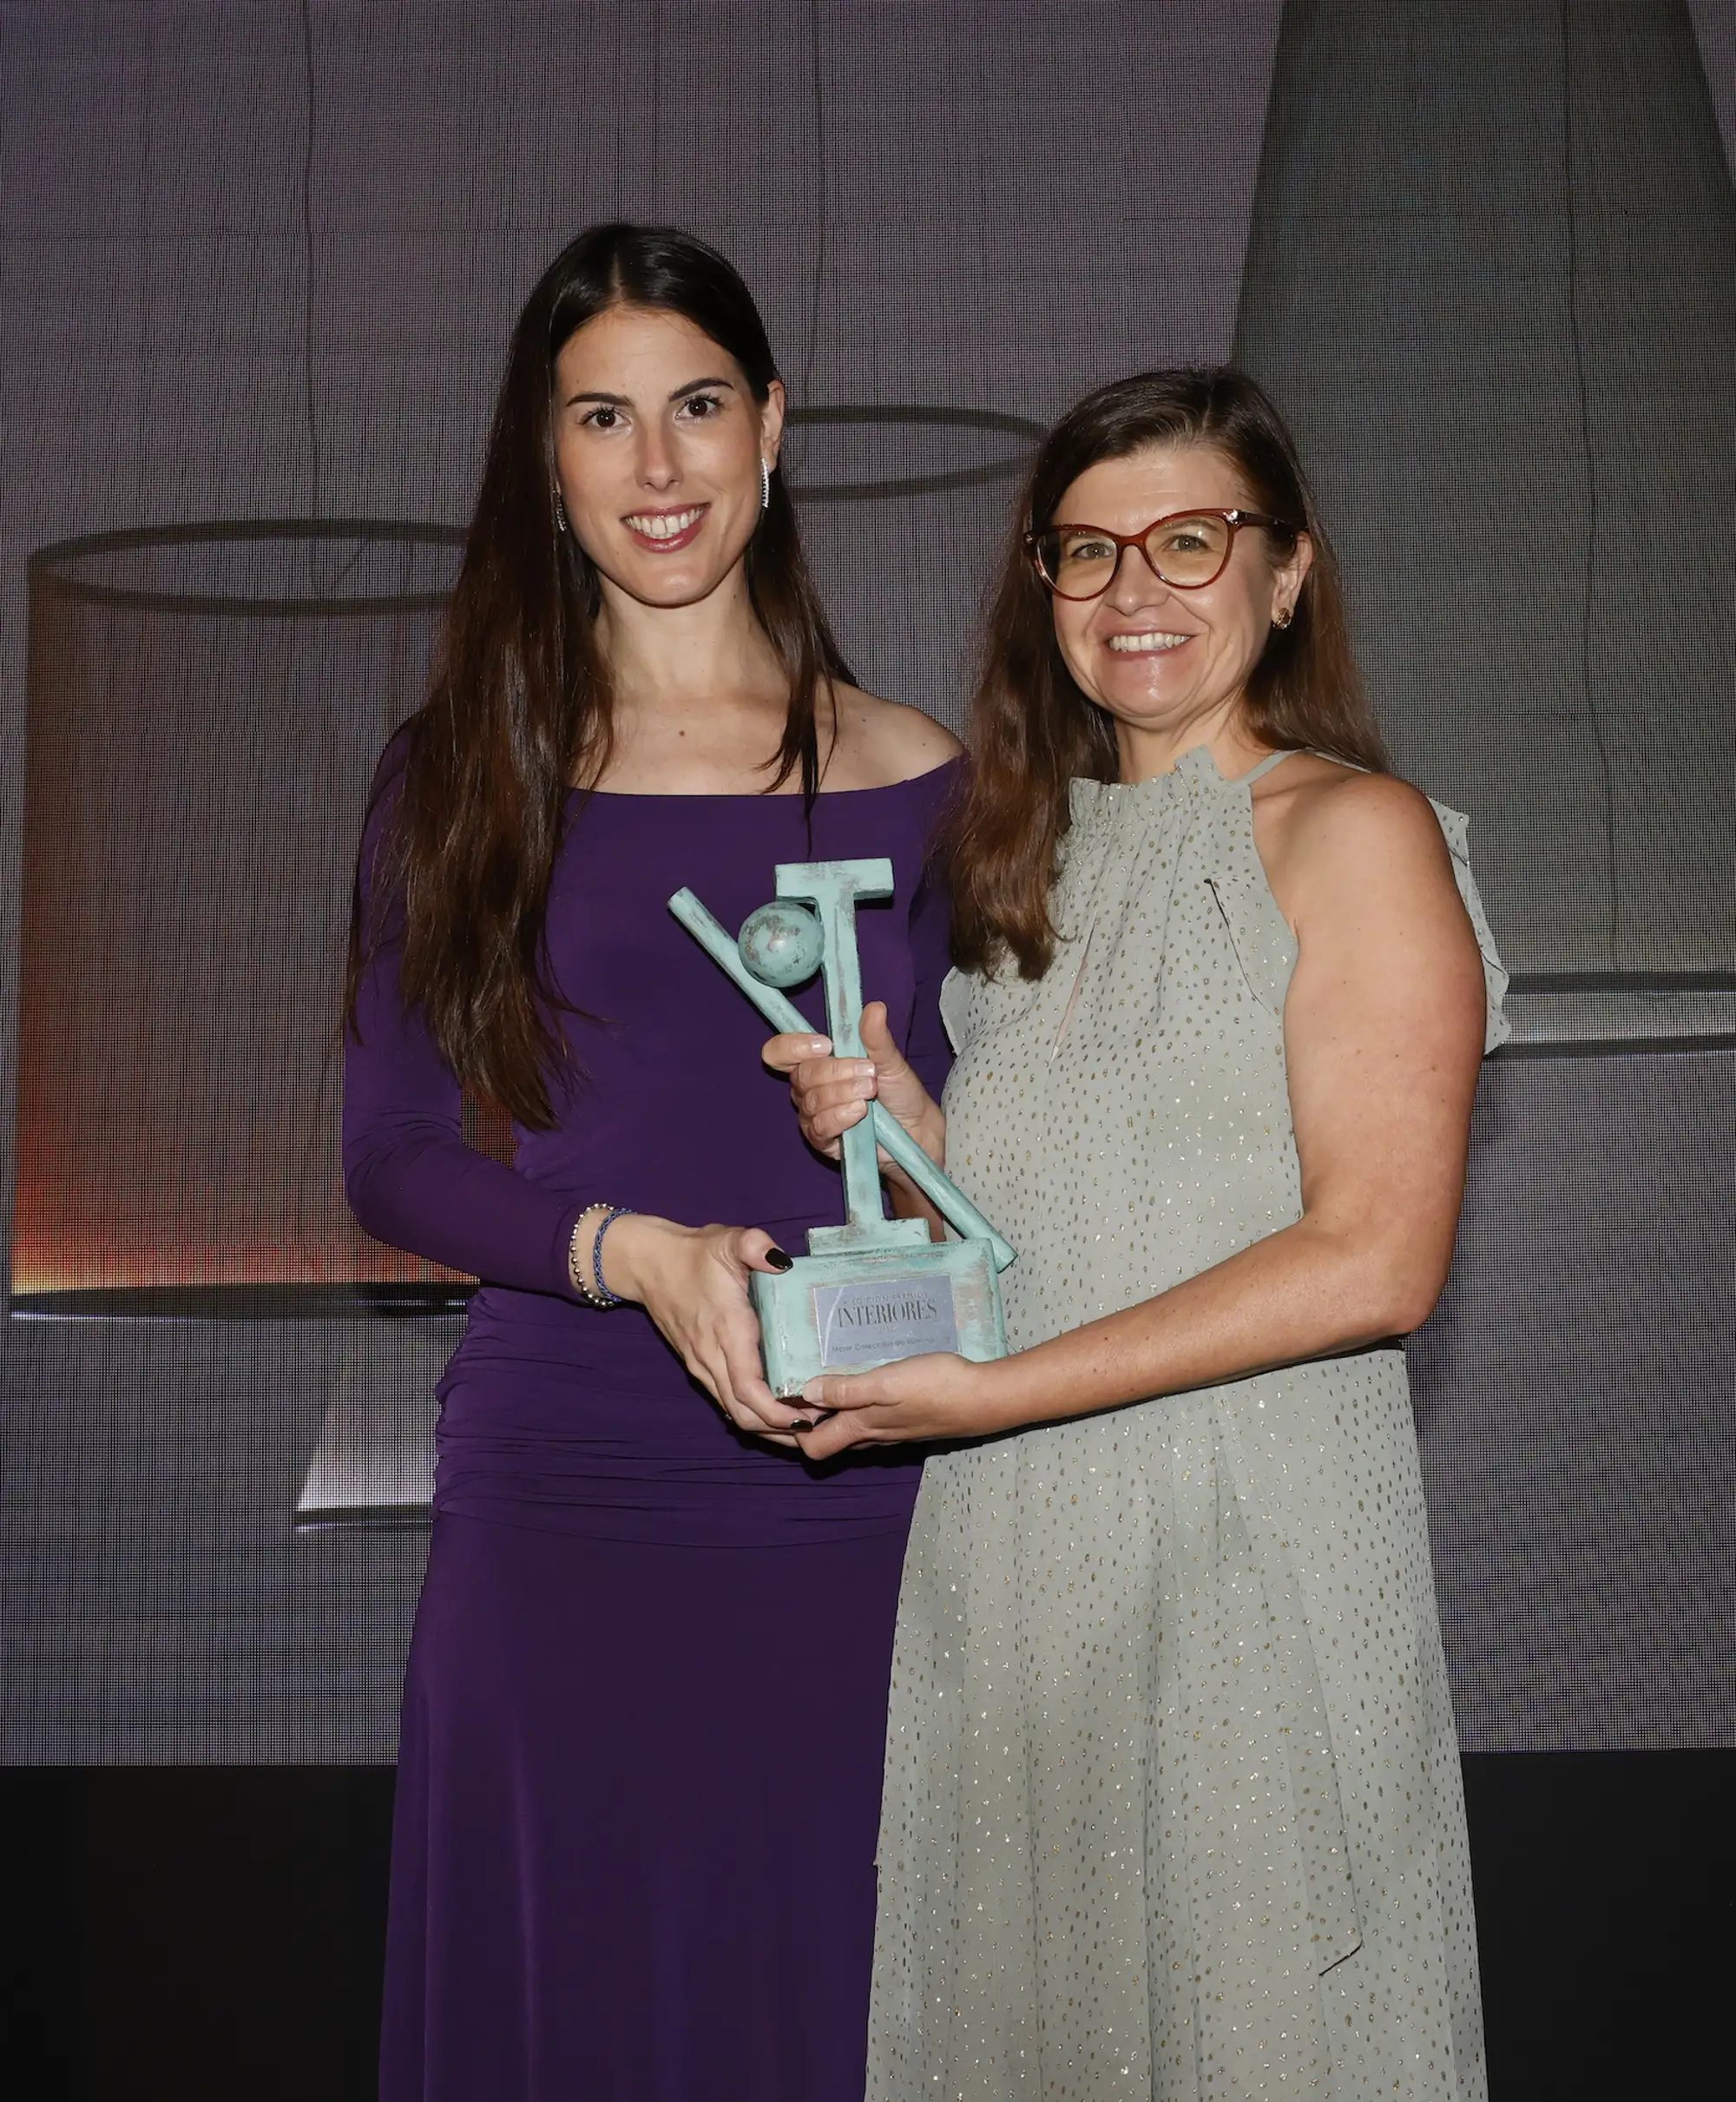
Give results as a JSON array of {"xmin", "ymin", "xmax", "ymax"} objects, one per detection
[{"xmin": 344, "ymin": 223, "xmax": 960, "ymax": 2102}]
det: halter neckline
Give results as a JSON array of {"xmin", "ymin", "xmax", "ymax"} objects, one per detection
[{"xmin": 1074, "ymin": 744, "xmax": 1305, "ymax": 806}]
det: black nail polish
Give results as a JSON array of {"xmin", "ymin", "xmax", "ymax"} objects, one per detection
[
  {"xmin": 766, "ymin": 1246, "xmax": 794, "ymax": 1272},
  {"xmin": 789, "ymin": 1418, "xmax": 812, "ymax": 1432}
]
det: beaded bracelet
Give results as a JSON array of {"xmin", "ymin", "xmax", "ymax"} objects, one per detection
[{"xmin": 569, "ymin": 1203, "xmax": 635, "ymax": 1309}]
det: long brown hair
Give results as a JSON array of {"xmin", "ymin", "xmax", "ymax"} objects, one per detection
[
  {"xmin": 948, "ymin": 366, "xmax": 1385, "ymax": 979},
  {"xmin": 345, "ymin": 223, "xmax": 854, "ymax": 1127}
]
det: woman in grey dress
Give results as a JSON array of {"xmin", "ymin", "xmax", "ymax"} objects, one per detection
[{"xmin": 768, "ymin": 369, "xmax": 1507, "ymax": 2100}]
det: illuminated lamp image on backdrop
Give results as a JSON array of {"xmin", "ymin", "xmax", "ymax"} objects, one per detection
[{"xmin": 12, "ymin": 521, "xmax": 472, "ymax": 1317}]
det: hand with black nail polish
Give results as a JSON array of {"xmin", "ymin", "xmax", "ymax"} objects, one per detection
[{"xmin": 596, "ymin": 1217, "xmax": 812, "ymax": 1448}]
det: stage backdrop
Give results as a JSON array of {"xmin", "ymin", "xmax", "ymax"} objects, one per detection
[{"xmin": 0, "ymin": 0, "xmax": 1729, "ymax": 1759}]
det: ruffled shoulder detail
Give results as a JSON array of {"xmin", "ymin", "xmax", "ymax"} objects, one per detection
[
  {"xmin": 939, "ymin": 965, "xmax": 974, "ymax": 1054},
  {"xmin": 1429, "ymin": 801, "xmax": 1509, "ymax": 1053}
]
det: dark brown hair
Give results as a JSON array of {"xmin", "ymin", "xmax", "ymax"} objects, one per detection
[
  {"xmin": 948, "ymin": 366, "xmax": 1386, "ymax": 979},
  {"xmin": 345, "ymin": 223, "xmax": 853, "ymax": 1126}
]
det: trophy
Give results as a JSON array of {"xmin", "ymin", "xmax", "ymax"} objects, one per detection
[{"xmin": 669, "ymin": 860, "xmax": 1015, "ymax": 1398}]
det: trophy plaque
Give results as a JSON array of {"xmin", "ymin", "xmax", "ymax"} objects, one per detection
[{"xmin": 670, "ymin": 860, "xmax": 1015, "ymax": 1399}]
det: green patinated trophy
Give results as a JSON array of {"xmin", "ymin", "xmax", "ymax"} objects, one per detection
[{"xmin": 669, "ymin": 860, "xmax": 1014, "ymax": 1398}]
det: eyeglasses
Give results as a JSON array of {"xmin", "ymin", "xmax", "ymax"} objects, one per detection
[{"xmin": 1025, "ymin": 508, "xmax": 1300, "ymax": 601}]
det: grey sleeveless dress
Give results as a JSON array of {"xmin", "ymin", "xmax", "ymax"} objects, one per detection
[{"xmin": 867, "ymin": 747, "xmax": 1509, "ymax": 2102}]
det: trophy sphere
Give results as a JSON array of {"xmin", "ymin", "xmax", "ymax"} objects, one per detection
[{"xmin": 738, "ymin": 902, "xmax": 824, "ymax": 988}]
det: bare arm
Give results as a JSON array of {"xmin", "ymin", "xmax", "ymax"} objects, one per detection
[{"xmin": 792, "ymin": 774, "xmax": 1488, "ymax": 1456}]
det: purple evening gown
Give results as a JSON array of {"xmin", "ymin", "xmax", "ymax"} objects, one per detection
[{"xmin": 344, "ymin": 756, "xmax": 959, "ymax": 2102}]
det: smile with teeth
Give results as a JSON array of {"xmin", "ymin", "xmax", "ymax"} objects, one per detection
[
  {"xmin": 623, "ymin": 504, "xmax": 707, "ymax": 543},
  {"xmin": 1106, "ymin": 631, "xmax": 1191, "ymax": 653}
]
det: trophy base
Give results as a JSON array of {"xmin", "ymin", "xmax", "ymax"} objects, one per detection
[{"xmin": 751, "ymin": 1236, "xmax": 1008, "ymax": 1399}]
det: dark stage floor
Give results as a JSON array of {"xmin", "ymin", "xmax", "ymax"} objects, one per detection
[{"xmin": 2, "ymin": 1752, "xmax": 1731, "ymax": 2099}]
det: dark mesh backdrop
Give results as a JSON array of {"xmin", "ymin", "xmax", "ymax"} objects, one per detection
[{"xmin": 0, "ymin": 1, "xmax": 1728, "ymax": 1760}]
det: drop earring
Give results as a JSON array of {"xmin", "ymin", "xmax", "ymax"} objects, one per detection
[
  {"xmin": 760, "ymin": 458, "xmax": 771, "ymax": 511},
  {"xmin": 553, "ymin": 488, "xmax": 569, "ymax": 536}
]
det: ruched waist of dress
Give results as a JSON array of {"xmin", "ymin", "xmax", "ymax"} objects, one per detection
[{"xmin": 432, "ymin": 1297, "xmax": 924, "ymax": 1546}]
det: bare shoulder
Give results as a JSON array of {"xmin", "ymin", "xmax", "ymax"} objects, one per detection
[
  {"xmin": 1253, "ymin": 757, "xmax": 1454, "ymax": 928},
  {"xmin": 826, "ymin": 682, "xmax": 963, "ymax": 788}
]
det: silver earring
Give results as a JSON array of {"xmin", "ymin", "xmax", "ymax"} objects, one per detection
[
  {"xmin": 553, "ymin": 488, "xmax": 569, "ymax": 535},
  {"xmin": 760, "ymin": 458, "xmax": 771, "ymax": 512}
]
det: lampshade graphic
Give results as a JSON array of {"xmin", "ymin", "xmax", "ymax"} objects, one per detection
[
  {"xmin": 13, "ymin": 521, "xmax": 469, "ymax": 1313},
  {"xmin": 1232, "ymin": 0, "xmax": 1736, "ymax": 975},
  {"xmin": 13, "ymin": 423, "xmax": 1046, "ymax": 1325}
]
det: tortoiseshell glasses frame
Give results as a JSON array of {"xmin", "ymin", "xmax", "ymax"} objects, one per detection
[{"xmin": 1025, "ymin": 507, "xmax": 1301, "ymax": 601}]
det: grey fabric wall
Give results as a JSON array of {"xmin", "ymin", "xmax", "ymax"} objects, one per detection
[{"xmin": 0, "ymin": 2, "xmax": 1729, "ymax": 1760}]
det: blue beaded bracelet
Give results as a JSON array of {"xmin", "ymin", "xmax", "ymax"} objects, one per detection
[{"xmin": 582, "ymin": 1204, "xmax": 634, "ymax": 1308}]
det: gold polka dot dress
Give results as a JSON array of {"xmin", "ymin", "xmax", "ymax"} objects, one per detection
[{"xmin": 867, "ymin": 748, "xmax": 1509, "ymax": 2102}]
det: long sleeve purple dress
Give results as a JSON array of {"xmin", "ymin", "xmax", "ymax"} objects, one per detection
[{"xmin": 345, "ymin": 755, "xmax": 958, "ymax": 2102}]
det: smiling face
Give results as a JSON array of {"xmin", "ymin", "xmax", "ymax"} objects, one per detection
[
  {"xmin": 1045, "ymin": 441, "xmax": 1312, "ymax": 771},
  {"xmin": 552, "ymin": 302, "xmax": 784, "ymax": 610}
]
